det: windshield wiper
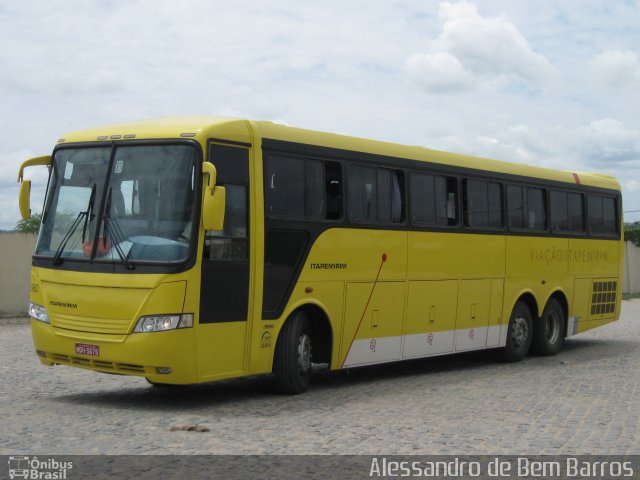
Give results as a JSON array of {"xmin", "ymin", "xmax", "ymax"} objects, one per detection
[
  {"xmin": 81, "ymin": 184, "xmax": 97, "ymax": 244},
  {"xmin": 103, "ymin": 188, "xmax": 135, "ymax": 270},
  {"xmin": 52, "ymin": 184, "xmax": 96, "ymax": 265}
]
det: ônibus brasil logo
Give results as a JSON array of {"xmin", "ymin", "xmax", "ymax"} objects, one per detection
[{"xmin": 8, "ymin": 456, "xmax": 73, "ymax": 479}]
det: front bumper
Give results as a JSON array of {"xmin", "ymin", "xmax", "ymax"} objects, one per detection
[{"xmin": 31, "ymin": 319, "xmax": 198, "ymax": 384}]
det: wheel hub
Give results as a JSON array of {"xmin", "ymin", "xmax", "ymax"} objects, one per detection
[
  {"xmin": 297, "ymin": 333, "xmax": 311, "ymax": 373},
  {"xmin": 511, "ymin": 315, "xmax": 529, "ymax": 347},
  {"xmin": 545, "ymin": 311, "xmax": 560, "ymax": 344}
]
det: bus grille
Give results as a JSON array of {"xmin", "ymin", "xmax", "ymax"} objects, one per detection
[
  {"xmin": 590, "ymin": 280, "xmax": 617, "ymax": 315},
  {"xmin": 52, "ymin": 313, "xmax": 132, "ymax": 335},
  {"xmin": 47, "ymin": 353, "xmax": 146, "ymax": 374}
]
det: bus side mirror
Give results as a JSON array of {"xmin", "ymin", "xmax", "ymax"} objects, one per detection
[
  {"xmin": 18, "ymin": 155, "xmax": 51, "ymax": 182},
  {"xmin": 17, "ymin": 155, "xmax": 51, "ymax": 220},
  {"xmin": 202, "ymin": 162, "xmax": 226, "ymax": 231},
  {"xmin": 19, "ymin": 180, "xmax": 32, "ymax": 220}
]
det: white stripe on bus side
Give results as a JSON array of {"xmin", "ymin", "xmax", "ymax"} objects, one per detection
[{"xmin": 343, "ymin": 325, "xmax": 505, "ymax": 367}]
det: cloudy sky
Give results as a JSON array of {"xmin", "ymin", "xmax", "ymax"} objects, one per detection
[{"xmin": 1, "ymin": 0, "xmax": 639, "ymax": 230}]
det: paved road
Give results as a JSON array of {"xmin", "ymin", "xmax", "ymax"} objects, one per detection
[{"xmin": 1, "ymin": 300, "xmax": 639, "ymax": 456}]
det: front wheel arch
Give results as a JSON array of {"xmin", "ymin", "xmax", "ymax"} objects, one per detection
[{"xmin": 297, "ymin": 303, "xmax": 333, "ymax": 366}]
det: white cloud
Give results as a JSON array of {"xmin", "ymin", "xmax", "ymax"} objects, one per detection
[
  {"xmin": 0, "ymin": 1, "xmax": 639, "ymax": 224},
  {"xmin": 588, "ymin": 50, "xmax": 640, "ymax": 89},
  {"xmin": 426, "ymin": 118, "xmax": 640, "ymax": 220},
  {"xmin": 431, "ymin": 118, "xmax": 640, "ymax": 175},
  {"xmin": 575, "ymin": 119, "xmax": 640, "ymax": 166},
  {"xmin": 405, "ymin": 52, "xmax": 474, "ymax": 92},
  {"xmin": 407, "ymin": 1, "xmax": 556, "ymax": 93},
  {"xmin": 626, "ymin": 180, "xmax": 640, "ymax": 192}
]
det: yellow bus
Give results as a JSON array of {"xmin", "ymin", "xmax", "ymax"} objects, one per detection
[{"xmin": 18, "ymin": 116, "xmax": 623, "ymax": 393}]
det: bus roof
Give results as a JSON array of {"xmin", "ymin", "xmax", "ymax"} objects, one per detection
[
  {"xmin": 58, "ymin": 116, "xmax": 248, "ymax": 145},
  {"xmin": 58, "ymin": 116, "xmax": 620, "ymax": 191}
]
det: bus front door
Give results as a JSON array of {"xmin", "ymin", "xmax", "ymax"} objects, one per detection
[{"xmin": 197, "ymin": 143, "xmax": 251, "ymax": 381}]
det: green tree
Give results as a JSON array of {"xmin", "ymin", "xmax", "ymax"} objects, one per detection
[
  {"xmin": 625, "ymin": 222, "xmax": 640, "ymax": 246},
  {"xmin": 15, "ymin": 212, "xmax": 42, "ymax": 233}
]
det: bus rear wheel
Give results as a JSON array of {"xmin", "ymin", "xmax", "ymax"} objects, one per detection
[
  {"xmin": 273, "ymin": 312, "xmax": 312, "ymax": 394},
  {"xmin": 500, "ymin": 301, "xmax": 532, "ymax": 362},
  {"xmin": 531, "ymin": 298, "xmax": 565, "ymax": 356}
]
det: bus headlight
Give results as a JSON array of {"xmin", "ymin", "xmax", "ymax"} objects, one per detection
[
  {"xmin": 29, "ymin": 303, "xmax": 50, "ymax": 324},
  {"xmin": 133, "ymin": 314, "xmax": 193, "ymax": 333}
]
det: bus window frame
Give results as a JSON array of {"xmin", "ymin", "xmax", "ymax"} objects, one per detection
[
  {"xmin": 549, "ymin": 189, "xmax": 586, "ymax": 236},
  {"xmin": 260, "ymin": 137, "xmax": 622, "ymax": 241},
  {"xmin": 345, "ymin": 162, "xmax": 407, "ymax": 227},
  {"xmin": 462, "ymin": 177, "xmax": 507, "ymax": 233},
  {"xmin": 586, "ymin": 193, "xmax": 620, "ymax": 239},
  {"xmin": 506, "ymin": 182, "xmax": 549, "ymax": 234},
  {"xmin": 31, "ymin": 139, "xmax": 203, "ymax": 275},
  {"xmin": 408, "ymin": 169, "xmax": 460, "ymax": 230},
  {"xmin": 263, "ymin": 152, "xmax": 345, "ymax": 225}
]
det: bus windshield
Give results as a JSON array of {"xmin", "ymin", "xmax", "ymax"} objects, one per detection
[{"xmin": 36, "ymin": 143, "xmax": 198, "ymax": 268}]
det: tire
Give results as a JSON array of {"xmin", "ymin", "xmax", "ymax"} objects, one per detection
[
  {"xmin": 531, "ymin": 298, "xmax": 565, "ymax": 356},
  {"xmin": 500, "ymin": 301, "xmax": 533, "ymax": 362},
  {"xmin": 273, "ymin": 312, "xmax": 312, "ymax": 394}
]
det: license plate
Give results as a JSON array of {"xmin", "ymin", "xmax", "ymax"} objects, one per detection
[{"xmin": 75, "ymin": 343, "xmax": 100, "ymax": 356}]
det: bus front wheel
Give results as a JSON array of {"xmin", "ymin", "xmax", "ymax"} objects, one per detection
[
  {"xmin": 500, "ymin": 301, "xmax": 533, "ymax": 362},
  {"xmin": 273, "ymin": 311, "xmax": 312, "ymax": 394},
  {"xmin": 531, "ymin": 298, "xmax": 565, "ymax": 356}
]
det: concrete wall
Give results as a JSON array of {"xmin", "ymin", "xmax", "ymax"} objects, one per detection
[
  {"xmin": 0, "ymin": 232, "xmax": 36, "ymax": 316},
  {"xmin": 624, "ymin": 241, "xmax": 640, "ymax": 295},
  {"xmin": 0, "ymin": 233, "xmax": 639, "ymax": 316}
]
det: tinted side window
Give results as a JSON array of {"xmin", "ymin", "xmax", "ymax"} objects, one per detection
[
  {"xmin": 206, "ymin": 144, "xmax": 251, "ymax": 261},
  {"xmin": 348, "ymin": 165, "xmax": 377, "ymax": 221},
  {"xmin": 527, "ymin": 188, "xmax": 546, "ymax": 230},
  {"xmin": 265, "ymin": 155, "xmax": 339, "ymax": 220},
  {"xmin": 567, "ymin": 192, "xmax": 584, "ymax": 232},
  {"xmin": 550, "ymin": 191, "xmax": 566, "ymax": 231},
  {"xmin": 349, "ymin": 165, "xmax": 403, "ymax": 223},
  {"xmin": 266, "ymin": 156, "xmax": 305, "ymax": 217},
  {"xmin": 464, "ymin": 179, "xmax": 503, "ymax": 229},
  {"xmin": 550, "ymin": 191, "xmax": 584, "ymax": 233},
  {"xmin": 305, "ymin": 160, "xmax": 325, "ymax": 219},
  {"xmin": 602, "ymin": 197, "xmax": 617, "ymax": 234},
  {"xmin": 378, "ymin": 168, "xmax": 392, "ymax": 222},
  {"xmin": 589, "ymin": 195, "xmax": 617, "ymax": 235},
  {"xmin": 508, "ymin": 185, "xmax": 546, "ymax": 231},
  {"xmin": 206, "ymin": 184, "xmax": 248, "ymax": 260},
  {"xmin": 410, "ymin": 173, "xmax": 447, "ymax": 226},
  {"xmin": 204, "ymin": 144, "xmax": 251, "ymax": 262},
  {"xmin": 588, "ymin": 195, "xmax": 603, "ymax": 233},
  {"xmin": 325, "ymin": 162, "xmax": 342, "ymax": 220},
  {"xmin": 507, "ymin": 186, "xmax": 525, "ymax": 229}
]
